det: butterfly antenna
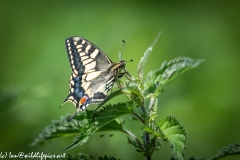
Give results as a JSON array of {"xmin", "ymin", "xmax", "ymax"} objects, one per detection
[
  {"xmin": 119, "ymin": 40, "xmax": 133, "ymax": 63},
  {"xmin": 119, "ymin": 40, "xmax": 126, "ymax": 61}
]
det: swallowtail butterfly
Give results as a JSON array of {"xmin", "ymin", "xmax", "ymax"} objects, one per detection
[{"xmin": 61, "ymin": 36, "xmax": 130, "ymax": 122}]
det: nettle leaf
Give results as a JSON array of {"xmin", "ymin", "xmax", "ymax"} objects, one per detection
[
  {"xmin": 62, "ymin": 101, "xmax": 134, "ymax": 151},
  {"xmin": 210, "ymin": 143, "xmax": 240, "ymax": 160},
  {"xmin": 137, "ymin": 32, "xmax": 161, "ymax": 80},
  {"xmin": 95, "ymin": 90, "xmax": 128, "ymax": 111},
  {"xmin": 123, "ymin": 81, "xmax": 144, "ymax": 106},
  {"xmin": 144, "ymin": 57, "xmax": 204, "ymax": 97},
  {"xmin": 158, "ymin": 116, "xmax": 187, "ymax": 160},
  {"xmin": 31, "ymin": 102, "xmax": 134, "ymax": 151},
  {"xmin": 93, "ymin": 101, "xmax": 133, "ymax": 124},
  {"xmin": 30, "ymin": 111, "xmax": 92, "ymax": 147},
  {"xmin": 142, "ymin": 120, "xmax": 164, "ymax": 138},
  {"xmin": 97, "ymin": 117, "xmax": 124, "ymax": 132}
]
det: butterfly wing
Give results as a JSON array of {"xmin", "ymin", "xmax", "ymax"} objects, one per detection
[{"xmin": 61, "ymin": 37, "xmax": 122, "ymax": 115}]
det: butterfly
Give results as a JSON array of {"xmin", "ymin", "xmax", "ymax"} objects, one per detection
[{"xmin": 60, "ymin": 36, "xmax": 131, "ymax": 122}]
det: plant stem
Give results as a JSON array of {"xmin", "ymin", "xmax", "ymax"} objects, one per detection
[
  {"xmin": 123, "ymin": 128, "xmax": 145, "ymax": 151},
  {"xmin": 141, "ymin": 103, "xmax": 151, "ymax": 160},
  {"xmin": 144, "ymin": 131, "xmax": 151, "ymax": 160},
  {"xmin": 132, "ymin": 113, "xmax": 145, "ymax": 124},
  {"xmin": 143, "ymin": 97, "xmax": 157, "ymax": 160}
]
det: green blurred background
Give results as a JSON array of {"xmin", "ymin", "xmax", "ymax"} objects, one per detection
[{"xmin": 1, "ymin": 1, "xmax": 240, "ymax": 160}]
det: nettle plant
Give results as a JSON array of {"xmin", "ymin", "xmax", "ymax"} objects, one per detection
[{"xmin": 32, "ymin": 33, "xmax": 240, "ymax": 160}]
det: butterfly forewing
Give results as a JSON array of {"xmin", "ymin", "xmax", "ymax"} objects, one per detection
[{"xmin": 61, "ymin": 36, "xmax": 126, "ymax": 121}]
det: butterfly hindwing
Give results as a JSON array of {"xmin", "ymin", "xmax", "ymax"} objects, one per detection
[{"xmin": 61, "ymin": 36, "xmax": 126, "ymax": 121}]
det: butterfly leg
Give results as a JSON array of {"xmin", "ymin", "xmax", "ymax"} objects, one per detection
[
  {"xmin": 118, "ymin": 68, "xmax": 132, "ymax": 80},
  {"xmin": 67, "ymin": 108, "xmax": 81, "ymax": 122},
  {"xmin": 118, "ymin": 72, "xmax": 125, "ymax": 78}
]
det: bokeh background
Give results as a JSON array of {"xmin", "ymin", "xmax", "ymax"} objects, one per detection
[{"xmin": 1, "ymin": 1, "xmax": 240, "ymax": 160}]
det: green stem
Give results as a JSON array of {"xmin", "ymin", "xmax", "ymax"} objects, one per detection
[
  {"xmin": 144, "ymin": 97, "xmax": 157, "ymax": 160},
  {"xmin": 122, "ymin": 128, "xmax": 145, "ymax": 151},
  {"xmin": 139, "ymin": 104, "xmax": 152, "ymax": 160},
  {"xmin": 132, "ymin": 113, "xmax": 145, "ymax": 124},
  {"xmin": 144, "ymin": 132, "xmax": 151, "ymax": 160}
]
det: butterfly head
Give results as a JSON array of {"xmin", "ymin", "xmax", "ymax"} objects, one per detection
[{"xmin": 119, "ymin": 59, "xmax": 133, "ymax": 69}]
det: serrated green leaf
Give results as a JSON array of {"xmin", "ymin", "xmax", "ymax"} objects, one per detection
[
  {"xmin": 137, "ymin": 32, "xmax": 161, "ymax": 81},
  {"xmin": 97, "ymin": 118, "xmax": 124, "ymax": 132},
  {"xmin": 62, "ymin": 102, "xmax": 134, "ymax": 151},
  {"xmin": 93, "ymin": 102, "xmax": 133, "ymax": 123},
  {"xmin": 31, "ymin": 102, "xmax": 134, "ymax": 151},
  {"xmin": 30, "ymin": 111, "xmax": 92, "ymax": 147},
  {"xmin": 95, "ymin": 83, "xmax": 143, "ymax": 112},
  {"xmin": 95, "ymin": 90, "xmax": 129, "ymax": 111},
  {"xmin": 157, "ymin": 116, "xmax": 187, "ymax": 160},
  {"xmin": 142, "ymin": 120, "xmax": 164, "ymax": 138},
  {"xmin": 144, "ymin": 57, "xmax": 204, "ymax": 98},
  {"xmin": 123, "ymin": 81, "xmax": 144, "ymax": 105},
  {"xmin": 210, "ymin": 143, "xmax": 240, "ymax": 160}
]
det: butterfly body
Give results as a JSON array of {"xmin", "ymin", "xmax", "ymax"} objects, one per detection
[{"xmin": 61, "ymin": 37, "xmax": 127, "ymax": 121}]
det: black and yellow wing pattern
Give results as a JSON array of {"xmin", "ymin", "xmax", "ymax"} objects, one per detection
[{"xmin": 61, "ymin": 37, "xmax": 126, "ymax": 121}]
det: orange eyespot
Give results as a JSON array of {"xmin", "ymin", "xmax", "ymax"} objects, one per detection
[{"xmin": 80, "ymin": 96, "xmax": 88, "ymax": 105}]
